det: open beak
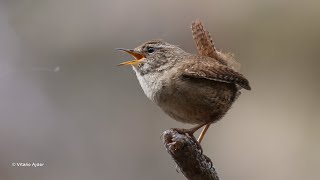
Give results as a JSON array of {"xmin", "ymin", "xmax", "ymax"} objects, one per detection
[{"xmin": 117, "ymin": 48, "xmax": 145, "ymax": 66}]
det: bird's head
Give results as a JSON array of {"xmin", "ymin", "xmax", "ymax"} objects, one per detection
[{"xmin": 117, "ymin": 40, "xmax": 185, "ymax": 75}]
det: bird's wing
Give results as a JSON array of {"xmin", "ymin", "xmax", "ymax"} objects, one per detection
[{"xmin": 181, "ymin": 60, "xmax": 251, "ymax": 90}]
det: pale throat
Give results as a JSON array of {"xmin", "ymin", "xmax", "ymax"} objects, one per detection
[{"xmin": 132, "ymin": 66, "xmax": 164, "ymax": 102}]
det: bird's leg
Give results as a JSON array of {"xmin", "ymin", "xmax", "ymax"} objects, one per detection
[
  {"xmin": 172, "ymin": 122, "xmax": 207, "ymax": 137},
  {"xmin": 197, "ymin": 124, "xmax": 211, "ymax": 144}
]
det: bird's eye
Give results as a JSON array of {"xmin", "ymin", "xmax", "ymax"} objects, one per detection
[{"xmin": 147, "ymin": 47, "xmax": 155, "ymax": 53}]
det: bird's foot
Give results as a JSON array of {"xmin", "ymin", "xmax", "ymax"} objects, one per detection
[
  {"xmin": 171, "ymin": 122, "xmax": 207, "ymax": 136},
  {"xmin": 170, "ymin": 127, "xmax": 204, "ymax": 154},
  {"xmin": 171, "ymin": 128, "xmax": 195, "ymax": 136}
]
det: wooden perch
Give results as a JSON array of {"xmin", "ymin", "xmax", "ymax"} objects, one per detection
[{"xmin": 162, "ymin": 129, "xmax": 220, "ymax": 180}]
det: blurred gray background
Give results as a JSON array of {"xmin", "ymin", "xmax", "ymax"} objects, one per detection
[{"xmin": 0, "ymin": 0, "xmax": 319, "ymax": 180}]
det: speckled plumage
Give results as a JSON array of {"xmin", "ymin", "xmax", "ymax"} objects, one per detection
[
  {"xmin": 191, "ymin": 20, "xmax": 241, "ymax": 71},
  {"xmin": 128, "ymin": 40, "xmax": 251, "ymax": 125}
]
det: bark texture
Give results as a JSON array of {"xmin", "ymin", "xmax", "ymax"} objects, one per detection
[{"xmin": 163, "ymin": 129, "xmax": 220, "ymax": 180}]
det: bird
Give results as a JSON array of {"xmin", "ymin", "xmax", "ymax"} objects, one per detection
[{"xmin": 117, "ymin": 39, "xmax": 250, "ymax": 143}]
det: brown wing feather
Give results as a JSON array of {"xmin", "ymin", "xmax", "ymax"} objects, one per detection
[{"xmin": 182, "ymin": 59, "xmax": 251, "ymax": 90}]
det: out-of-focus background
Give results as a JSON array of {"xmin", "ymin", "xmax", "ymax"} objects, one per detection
[{"xmin": 0, "ymin": 0, "xmax": 319, "ymax": 180}]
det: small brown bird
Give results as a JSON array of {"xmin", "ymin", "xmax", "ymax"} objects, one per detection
[{"xmin": 118, "ymin": 36, "xmax": 250, "ymax": 143}]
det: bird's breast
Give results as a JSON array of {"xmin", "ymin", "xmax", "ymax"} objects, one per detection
[{"xmin": 133, "ymin": 68, "xmax": 167, "ymax": 102}]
